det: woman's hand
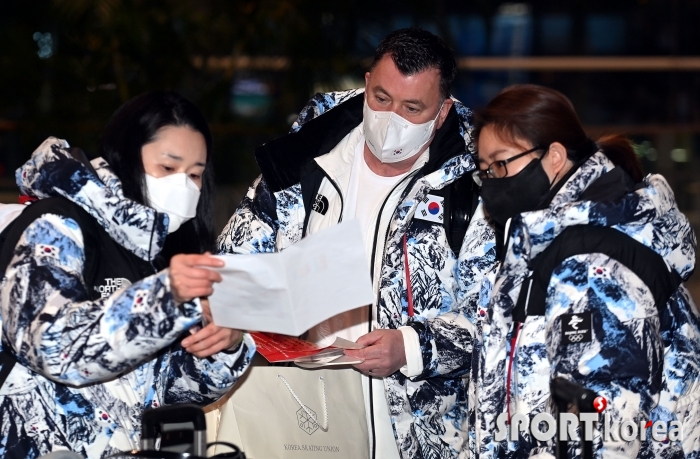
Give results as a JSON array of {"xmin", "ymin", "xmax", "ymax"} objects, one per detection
[
  {"xmin": 181, "ymin": 299, "xmax": 244, "ymax": 358},
  {"xmin": 169, "ymin": 253, "xmax": 224, "ymax": 304}
]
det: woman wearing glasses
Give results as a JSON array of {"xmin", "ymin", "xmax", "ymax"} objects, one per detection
[{"xmin": 473, "ymin": 85, "xmax": 700, "ymax": 458}]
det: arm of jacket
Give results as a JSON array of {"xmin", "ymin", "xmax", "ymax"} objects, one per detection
[
  {"xmin": 217, "ymin": 90, "xmax": 365, "ymax": 254},
  {"xmin": 406, "ymin": 205, "xmax": 498, "ymax": 381},
  {"xmin": 289, "ymin": 89, "xmax": 365, "ymax": 133},
  {"xmin": 542, "ymin": 252, "xmax": 664, "ymax": 458},
  {"xmin": 218, "ymin": 88, "xmax": 372, "ymax": 254},
  {"xmin": 217, "ymin": 176, "xmax": 280, "ymax": 255},
  {"xmin": 159, "ymin": 334, "xmax": 256, "ymax": 406},
  {"xmin": 2, "ymin": 213, "xmax": 218, "ymax": 387}
]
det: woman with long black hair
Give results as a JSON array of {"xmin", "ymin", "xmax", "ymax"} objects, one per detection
[{"xmin": 0, "ymin": 91, "xmax": 254, "ymax": 458}]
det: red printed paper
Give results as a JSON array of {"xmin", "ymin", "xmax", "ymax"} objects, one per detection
[{"xmin": 251, "ymin": 332, "xmax": 364, "ymax": 367}]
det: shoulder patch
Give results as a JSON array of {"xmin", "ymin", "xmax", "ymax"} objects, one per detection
[
  {"xmin": 415, "ymin": 194, "xmax": 444, "ymax": 223},
  {"xmin": 561, "ymin": 312, "xmax": 592, "ymax": 345},
  {"xmin": 35, "ymin": 244, "xmax": 60, "ymax": 260}
]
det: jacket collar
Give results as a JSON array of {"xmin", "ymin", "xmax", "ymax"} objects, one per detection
[
  {"xmin": 506, "ymin": 152, "xmax": 695, "ymax": 279},
  {"xmin": 255, "ymin": 91, "xmax": 475, "ymax": 193},
  {"xmin": 16, "ymin": 137, "xmax": 168, "ymax": 261}
]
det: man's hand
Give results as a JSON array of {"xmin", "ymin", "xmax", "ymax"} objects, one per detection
[
  {"xmin": 181, "ymin": 299, "xmax": 243, "ymax": 358},
  {"xmin": 169, "ymin": 253, "xmax": 224, "ymax": 304},
  {"xmin": 345, "ymin": 329, "xmax": 406, "ymax": 378}
]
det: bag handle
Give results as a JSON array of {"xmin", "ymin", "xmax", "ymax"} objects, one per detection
[
  {"xmin": 105, "ymin": 442, "xmax": 245, "ymax": 459},
  {"xmin": 278, "ymin": 374, "xmax": 329, "ymax": 432},
  {"xmin": 207, "ymin": 442, "xmax": 246, "ymax": 459}
]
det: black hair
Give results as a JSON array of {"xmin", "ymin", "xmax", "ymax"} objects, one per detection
[
  {"xmin": 370, "ymin": 27, "xmax": 457, "ymax": 100},
  {"xmin": 99, "ymin": 90, "xmax": 216, "ymax": 264}
]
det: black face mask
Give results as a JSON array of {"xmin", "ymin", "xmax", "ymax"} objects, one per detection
[{"xmin": 480, "ymin": 157, "xmax": 552, "ymax": 228}]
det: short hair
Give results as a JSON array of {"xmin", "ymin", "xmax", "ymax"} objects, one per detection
[
  {"xmin": 100, "ymin": 90, "xmax": 216, "ymax": 258},
  {"xmin": 370, "ymin": 27, "xmax": 457, "ymax": 100}
]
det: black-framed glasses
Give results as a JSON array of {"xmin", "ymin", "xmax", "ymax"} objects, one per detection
[{"xmin": 472, "ymin": 146, "xmax": 545, "ymax": 186}]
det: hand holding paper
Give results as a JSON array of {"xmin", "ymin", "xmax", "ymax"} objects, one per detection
[
  {"xmin": 252, "ymin": 332, "xmax": 365, "ymax": 368},
  {"xmin": 169, "ymin": 253, "xmax": 224, "ymax": 303},
  {"xmin": 346, "ymin": 329, "xmax": 407, "ymax": 377},
  {"xmin": 181, "ymin": 299, "xmax": 243, "ymax": 358}
]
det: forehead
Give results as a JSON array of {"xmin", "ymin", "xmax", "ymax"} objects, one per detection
[
  {"xmin": 369, "ymin": 55, "xmax": 441, "ymax": 101},
  {"xmin": 147, "ymin": 125, "xmax": 207, "ymax": 164},
  {"xmin": 477, "ymin": 125, "xmax": 532, "ymax": 159}
]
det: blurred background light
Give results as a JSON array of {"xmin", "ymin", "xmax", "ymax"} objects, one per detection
[
  {"xmin": 32, "ymin": 32, "xmax": 53, "ymax": 59},
  {"xmin": 1, "ymin": 0, "xmax": 700, "ymax": 300},
  {"xmin": 671, "ymin": 148, "xmax": 690, "ymax": 163},
  {"xmin": 230, "ymin": 77, "xmax": 272, "ymax": 119}
]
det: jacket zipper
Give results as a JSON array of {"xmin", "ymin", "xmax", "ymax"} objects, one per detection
[
  {"xmin": 506, "ymin": 321, "xmax": 522, "ymax": 424},
  {"xmin": 320, "ymin": 167, "xmax": 344, "ymax": 223},
  {"xmin": 367, "ymin": 170, "xmax": 419, "ymax": 459},
  {"xmin": 500, "ymin": 217, "xmax": 513, "ymax": 264},
  {"xmin": 368, "ymin": 171, "xmax": 421, "ymax": 312},
  {"xmin": 503, "ymin": 217, "xmax": 520, "ymax": 424},
  {"xmin": 402, "ymin": 234, "xmax": 414, "ymax": 318}
]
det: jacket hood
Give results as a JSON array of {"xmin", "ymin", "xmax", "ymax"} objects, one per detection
[
  {"xmin": 256, "ymin": 89, "xmax": 477, "ymax": 192},
  {"xmin": 506, "ymin": 152, "xmax": 695, "ymax": 281},
  {"xmin": 16, "ymin": 137, "xmax": 168, "ymax": 261}
]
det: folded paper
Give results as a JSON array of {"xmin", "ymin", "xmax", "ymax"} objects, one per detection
[{"xmin": 208, "ymin": 220, "xmax": 374, "ymax": 336}]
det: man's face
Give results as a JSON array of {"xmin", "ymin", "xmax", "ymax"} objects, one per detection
[{"xmin": 364, "ymin": 54, "xmax": 451, "ymax": 129}]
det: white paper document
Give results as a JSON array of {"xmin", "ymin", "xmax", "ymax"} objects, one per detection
[{"xmin": 208, "ymin": 220, "xmax": 374, "ymax": 336}]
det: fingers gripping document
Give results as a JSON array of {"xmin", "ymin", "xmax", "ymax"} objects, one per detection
[
  {"xmin": 251, "ymin": 332, "xmax": 366, "ymax": 368},
  {"xmin": 208, "ymin": 220, "xmax": 374, "ymax": 337}
]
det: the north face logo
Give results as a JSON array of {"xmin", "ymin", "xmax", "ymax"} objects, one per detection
[
  {"xmin": 94, "ymin": 278, "xmax": 132, "ymax": 298},
  {"xmin": 312, "ymin": 194, "xmax": 329, "ymax": 215},
  {"xmin": 297, "ymin": 407, "xmax": 319, "ymax": 435}
]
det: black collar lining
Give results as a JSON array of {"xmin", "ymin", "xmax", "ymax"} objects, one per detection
[{"xmin": 255, "ymin": 93, "xmax": 469, "ymax": 193}]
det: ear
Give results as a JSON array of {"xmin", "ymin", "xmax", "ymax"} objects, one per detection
[
  {"xmin": 546, "ymin": 141, "xmax": 570, "ymax": 176},
  {"xmin": 364, "ymin": 71, "xmax": 371, "ymax": 89},
  {"xmin": 435, "ymin": 98, "xmax": 453, "ymax": 130}
]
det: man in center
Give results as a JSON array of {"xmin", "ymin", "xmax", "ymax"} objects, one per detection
[{"xmin": 218, "ymin": 28, "xmax": 496, "ymax": 458}]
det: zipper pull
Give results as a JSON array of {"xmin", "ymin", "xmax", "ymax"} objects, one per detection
[{"xmin": 403, "ymin": 234, "xmax": 414, "ymax": 318}]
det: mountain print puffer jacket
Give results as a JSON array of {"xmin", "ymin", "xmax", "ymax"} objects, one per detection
[
  {"xmin": 0, "ymin": 138, "xmax": 255, "ymax": 459},
  {"xmin": 218, "ymin": 89, "xmax": 498, "ymax": 459},
  {"xmin": 476, "ymin": 152, "xmax": 700, "ymax": 459}
]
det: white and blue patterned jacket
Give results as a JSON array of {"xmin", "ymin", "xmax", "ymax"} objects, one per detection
[
  {"xmin": 217, "ymin": 89, "xmax": 498, "ymax": 459},
  {"xmin": 476, "ymin": 152, "xmax": 700, "ymax": 458},
  {"xmin": 0, "ymin": 138, "xmax": 255, "ymax": 459}
]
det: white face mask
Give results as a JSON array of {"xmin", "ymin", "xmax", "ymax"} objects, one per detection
[
  {"xmin": 363, "ymin": 98, "xmax": 444, "ymax": 163},
  {"xmin": 145, "ymin": 173, "xmax": 201, "ymax": 233}
]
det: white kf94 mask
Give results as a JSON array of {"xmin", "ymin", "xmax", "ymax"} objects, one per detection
[
  {"xmin": 363, "ymin": 98, "xmax": 444, "ymax": 163},
  {"xmin": 145, "ymin": 173, "xmax": 201, "ymax": 233}
]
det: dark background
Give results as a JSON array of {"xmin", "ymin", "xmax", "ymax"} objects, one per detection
[{"xmin": 2, "ymin": 1, "xmax": 700, "ymax": 292}]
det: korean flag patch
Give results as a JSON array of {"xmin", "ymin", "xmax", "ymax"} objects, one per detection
[
  {"xmin": 36, "ymin": 244, "xmax": 60, "ymax": 260},
  {"xmin": 415, "ymin": 194, "xmax": 444, "ymax": 224}
]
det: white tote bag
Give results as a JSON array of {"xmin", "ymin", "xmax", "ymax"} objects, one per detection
[{"xmin": 210, "ymin": 366, "xmax": 368, "ymax": 459}]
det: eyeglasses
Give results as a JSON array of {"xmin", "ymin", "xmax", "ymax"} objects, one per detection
[{"xmin": 472, "ymin": 146, "xmax": 545, "ymax": 186}]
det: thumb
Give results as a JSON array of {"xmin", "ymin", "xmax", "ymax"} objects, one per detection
[
  {"xmin": 355, "ymin": 331, "xmax": 382, "ymax": 347},
  {"xmin": 344, "ymin": 348, "xmax": 364, "ymax": 358}
]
